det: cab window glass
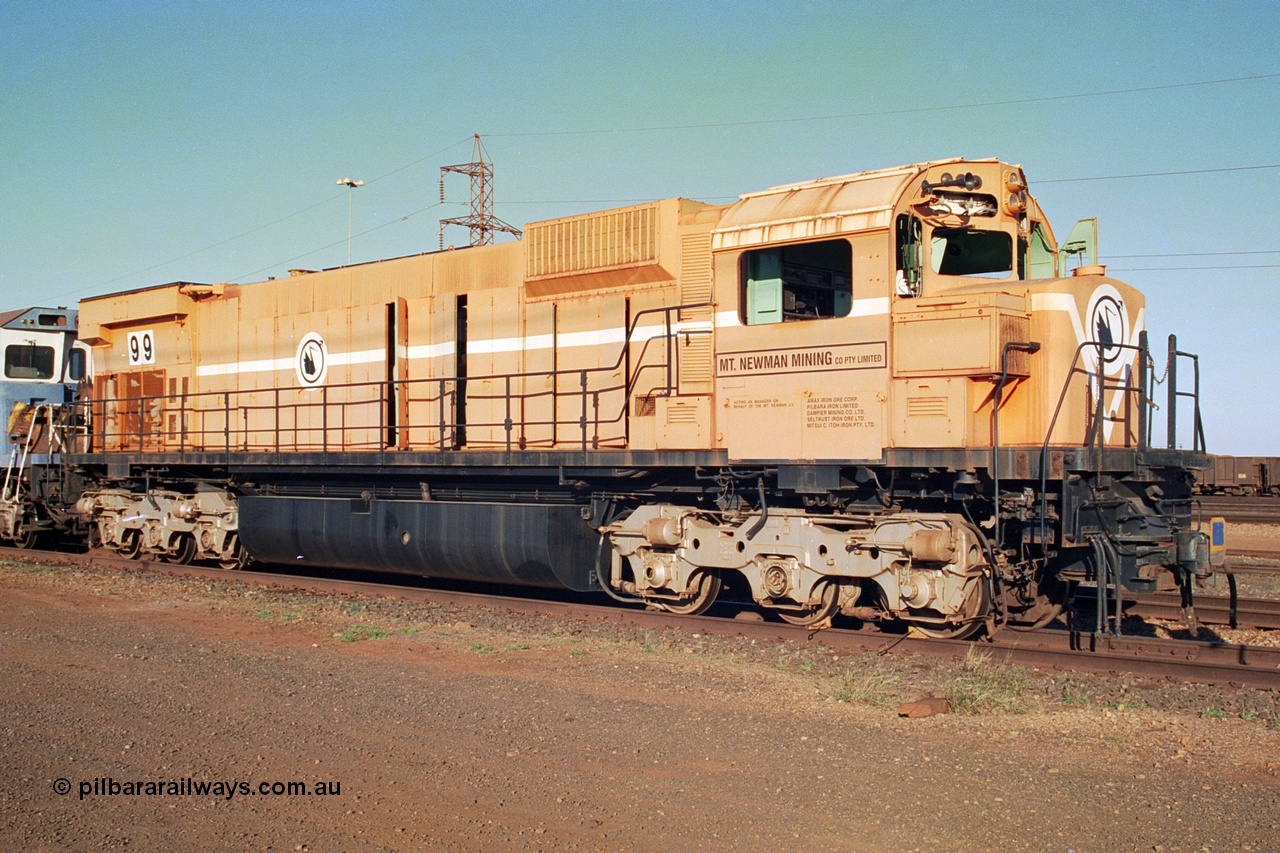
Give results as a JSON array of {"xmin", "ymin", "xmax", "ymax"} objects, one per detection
[
  {"xmin": 5, "ymin": 344, "xmax": 55, "ymax": 379},
  {"xmin": 930, "ymin": 229, "xmax": 1013, "ymax": 278},
  {"xmin": 67, "ymin": 348, "xmax": 87, "ymax": 382},
  {"xmin": 742, "ymin": 239, "xmax": 852, "ymax": 326}
]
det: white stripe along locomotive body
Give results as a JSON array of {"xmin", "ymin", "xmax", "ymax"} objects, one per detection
[{"xmin": 52, "ymin": 158, "xmax": 1210, "ymax": 635}]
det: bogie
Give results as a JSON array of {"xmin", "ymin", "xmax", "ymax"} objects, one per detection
[
  {"xmin": 606, "ymin": 503, "xmax": 993, "ymax": 630},
  {"xmin": 79, "ymin": 487, "xmax": 242, "ymax": 567}
]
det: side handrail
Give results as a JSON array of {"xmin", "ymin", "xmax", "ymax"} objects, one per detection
[
  {"xmin": 1036, "ymin": 333, "xmax": 1202, "ymax": 557},
  {"xmin": 1165, "ymin": 334, "xmax": 1205, "ymax": 454},
  {"xmin": 78, "ymin": 300, "xmax": 716, "ymax": 456}
]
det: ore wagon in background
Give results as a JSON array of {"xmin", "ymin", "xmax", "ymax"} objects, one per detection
[{"xmin": 1194, "ymin": 455, "xmax": 1279, "ymax": 496}]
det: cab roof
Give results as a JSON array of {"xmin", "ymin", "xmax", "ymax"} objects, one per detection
[{"xmin": 712, "ymin": 157, "xmax": 1001, "ymax": 250}]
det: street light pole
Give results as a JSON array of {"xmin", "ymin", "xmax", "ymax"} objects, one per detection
[{"xmin": 336, "ymin": 178, "xmax": 364, "ymax": 264}]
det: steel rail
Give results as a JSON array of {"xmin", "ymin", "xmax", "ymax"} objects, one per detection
[
  {"xmin": 1069, "ymin": 586, "xmax": 1280, "ymax": 631},
  {"xmin": 1128, "ymin": 590, "xmax": 1280, "ymax": 630},
  {"xmin": 3, "ymin": 547, "xmax": 1278, "ymax": 691},
  {"xmin": 1223, "ymin": 550, "xmax": 1280, "ymax": 563},
  {"xmin": 1195, "ymin": 496, "xmax": 1280, "ymax": 525}
]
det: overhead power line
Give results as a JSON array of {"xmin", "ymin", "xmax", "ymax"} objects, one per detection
[
  {"xmin": 231, "ymin": 202, "xmax": 445, "ymax": 283},
  {"xmin": 487, "ymin": 71, "xmax": 1280, "ymax": 138},
  {"xmin": 1108, "ymin": 264, "xmax": 1280, "ymax": 272},
  {"xmin": 72, "ymin": 137, "xmax": 474, "ymax": 301},
  {"xmin": 1105, "ymin": 250, "xmax": 1280, "ymax": 258},
  {"xmin": 92, "ymin": 196, "xmax": 337, "ymax": 291},
  {"xmin": 363, "ymin": 136, "xmax": 475, "ymax": 188},
  {"xmin": 500, "ymin": 198, "xmax": 734, "ymax": 205},
  {"xmin": 1038, "ymin": 163, "xmax": 1280, "ymax": 183},
  {"xmin": 75, "ymin": 70, "xmax": 1280, "ymax": 296}
]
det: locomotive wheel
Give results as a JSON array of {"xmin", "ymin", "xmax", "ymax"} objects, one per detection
[
  {"xmin": 907, "ymin": 580, "xmax": 989, "ymax": 640},
  {"xmin": 118, "ymin": 530, "xmax": 142, "ymax": 559},
  {"xmin": 217, "ymin": 536, "xmax": 248, "ymax": 571},
  {"xmin": 659, "ymin": 572, "xmax": 721, "ymax": 616},
  {"xmin": 778, "ymin": 580, "xmax": 840, "ymax": 627},
  {"xmin": 165, "ymin": 533, "xmax": 197, "ymax": 566},
  {"xmin": 910, "ymin": 618, "xmax": 985, "ymax": 640},
  {"xmin": 13, "ymin": 518, "xmax": 40, "ymax": 550}
]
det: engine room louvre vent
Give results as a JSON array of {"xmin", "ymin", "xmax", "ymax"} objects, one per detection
[
  {"xmin": 907, "ymin": 396, "xmax": 948, "ymax": 418},
  {"xmin": 665, "ymin": 400, "xmax": 700, "ymax": 424},
  {"xmin": 526, "ymin": 204, "xmax": 658, "ymax": 279}
]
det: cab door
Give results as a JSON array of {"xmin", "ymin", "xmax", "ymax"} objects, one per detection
[{"xmin": 714, "ymin": 234, "xmax": 889, "ymax": 462}]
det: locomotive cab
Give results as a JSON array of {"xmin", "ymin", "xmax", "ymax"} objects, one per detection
[
  {"xmin": 708, "ymin": 158, "xmax": 1208, "ymax": 632},
  {"xmin": 0, "ymin": 306, "xmax": 88, "ymax": 546}
]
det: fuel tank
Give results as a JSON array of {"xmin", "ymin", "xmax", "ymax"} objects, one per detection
[{"xmin": 237, "ymin": 496, "xmax": 602, "ymax": 591}]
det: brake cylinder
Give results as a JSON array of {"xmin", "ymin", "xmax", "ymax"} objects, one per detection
[{"xmin": 903, "ymin": 529, "xmax": 956, "ymax": 563}]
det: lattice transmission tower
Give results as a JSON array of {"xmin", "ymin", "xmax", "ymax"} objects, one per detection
[{"xmin": 438, "ymin": 134, "xmax": 522, "ymax": 249}]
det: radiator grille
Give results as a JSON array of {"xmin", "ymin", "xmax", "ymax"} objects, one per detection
[{"xmin": 525, "ymin": 204, "xmax": 657, "ymax": 279}]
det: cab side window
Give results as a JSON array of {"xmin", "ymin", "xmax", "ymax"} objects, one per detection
[
  {"xmin": 5, "ymin": 344, "xmax": 55, "ymax": 379},
  {"xmin": 741, "ymin": 239, "xmax": 852, "ymax": 326},
  {"xmin": 67, "ymin": 347, "xmax": 88, "ymax": 382}
]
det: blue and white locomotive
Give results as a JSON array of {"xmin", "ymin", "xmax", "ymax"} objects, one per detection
[{"xmin": 0, "ymin": 307, "xmax": 89, "ymax": 546}]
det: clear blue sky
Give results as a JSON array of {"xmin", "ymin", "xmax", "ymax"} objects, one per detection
[{"xmin": 2, "ymin": 1, "xmax": 1277, "ymax": 453}]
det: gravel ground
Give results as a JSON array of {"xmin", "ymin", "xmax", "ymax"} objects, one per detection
[{"xmin": 2, "ymin": 556, "xmax": 1278, "ymax": 852}]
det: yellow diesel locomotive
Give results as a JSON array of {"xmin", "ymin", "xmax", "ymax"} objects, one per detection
[{"xmin": 62, "ymin": 157, "xmax": 1211, "ymax": 636}]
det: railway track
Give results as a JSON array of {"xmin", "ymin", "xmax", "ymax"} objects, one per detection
[
  {"xmin": 5, "ymin": 546, "xmax": 1279, "ymax": 692},
  {"xmin": 1228, "ymin": 552, "xmax": 1280, "ymax": 566},
  {"xmin": 1196, "ymin": 495, "xmax": 1280, "ymax": 525},
  {"xmin": 1127, "ymin": 590, "xmax": 1280, "ymax": 630}
]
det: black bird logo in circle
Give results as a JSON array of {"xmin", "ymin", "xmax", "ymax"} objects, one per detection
[
  {"xmin": 1089, "ymin": 294, "xmax": 1125, "ymax": 371},
  {"xmin": 1095, "ymin": 307, "xmax": 1115, "ymax": 351},
  {"xmin": 299, "ymin": 337, "xmax": 325, "ymax": 384}
]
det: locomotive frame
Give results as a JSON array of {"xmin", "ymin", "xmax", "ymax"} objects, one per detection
[{"xmin": 21, "ymin": 157, "xmax": 1214, "ymax": 637}]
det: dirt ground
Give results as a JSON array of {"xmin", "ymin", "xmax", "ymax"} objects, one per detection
[{"xmin": 2, "ymin": 558, "xmax": 1278, "ymax": 853}]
